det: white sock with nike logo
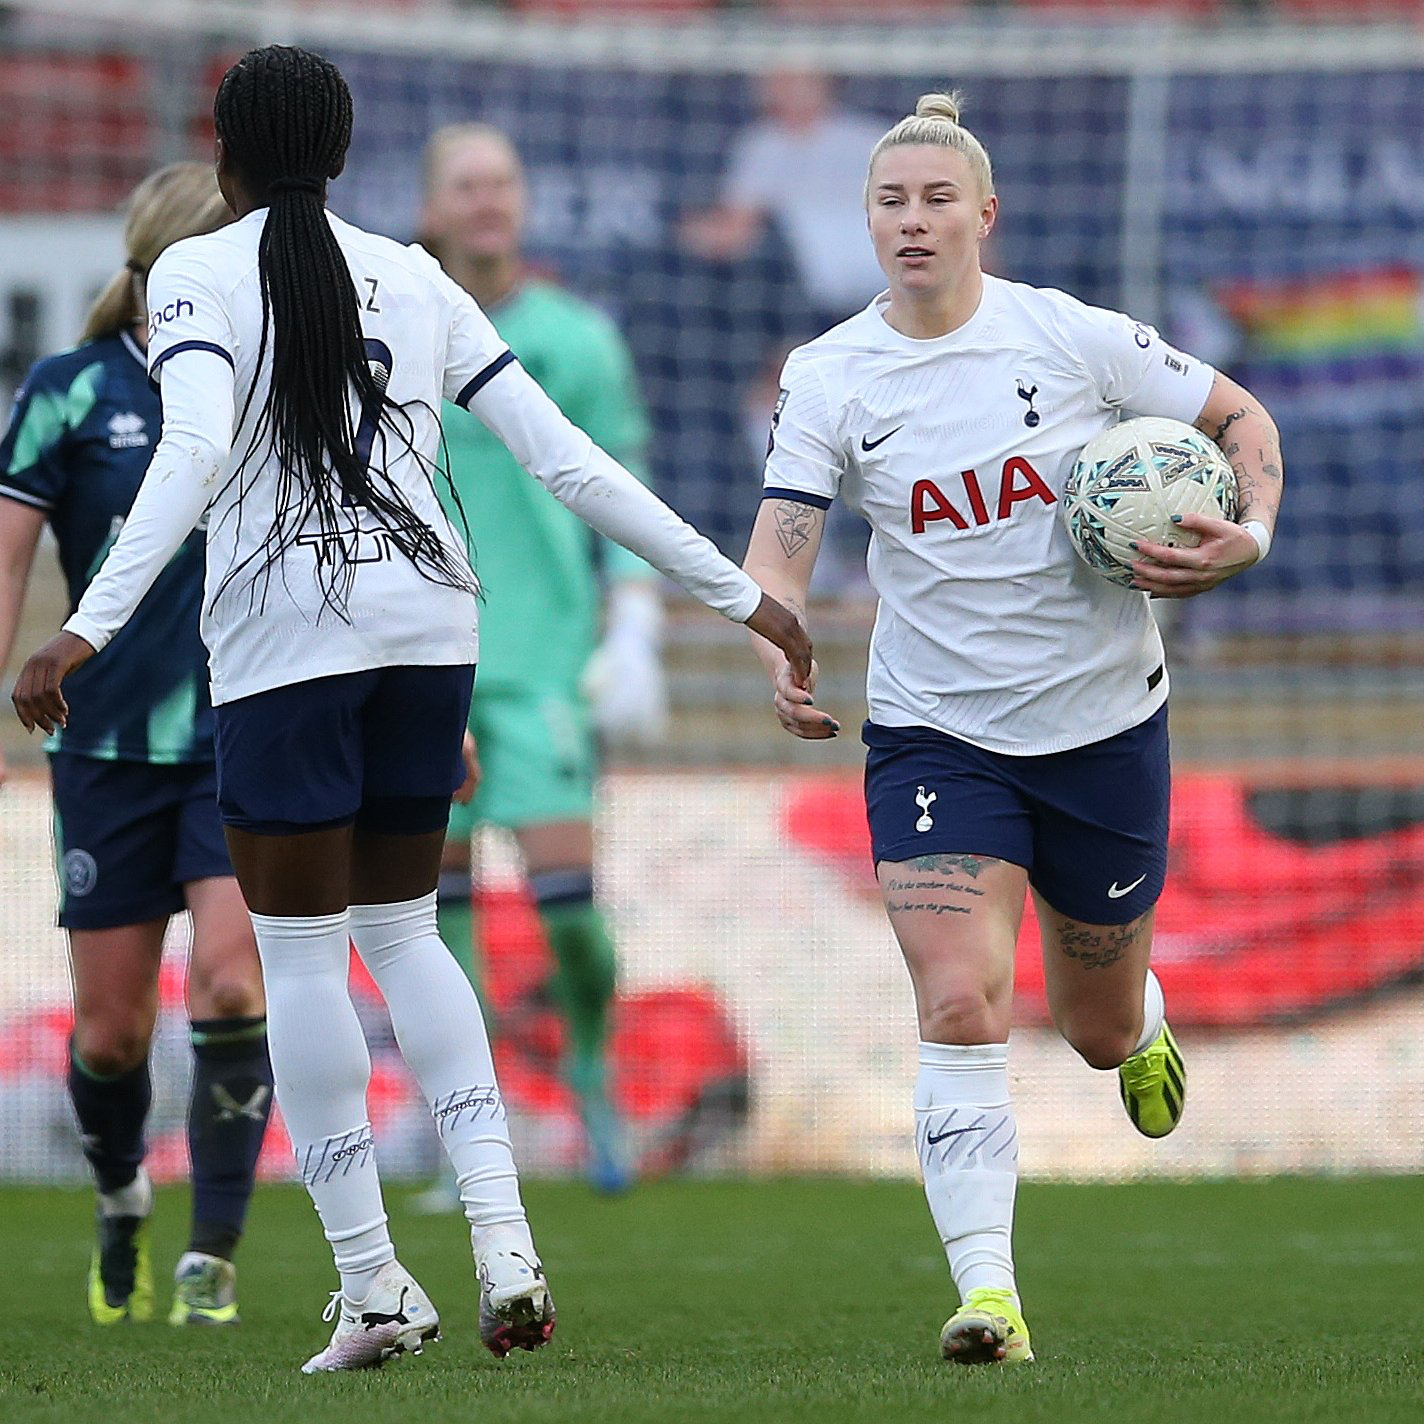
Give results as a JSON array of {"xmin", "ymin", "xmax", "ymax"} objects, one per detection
[
  {"xmin": 1131, "ymin": 969, "xmax": 1166, "ymax": 1057},
  {"xmin": 249, "ymin": 909, "xmax": 394, "ymax": 1302},
  {"xmin": 916, "ymin": 1040, "xmax": 1019, "ymax": 1303},
  {"xmin": 350, "ymin": 893, "xmax": 531, "ymax": 1250}
]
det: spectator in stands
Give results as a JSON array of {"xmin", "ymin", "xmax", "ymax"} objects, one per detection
[{"xmin": 681, "ymin": 68, "xmax": 886, "ymax": 333}]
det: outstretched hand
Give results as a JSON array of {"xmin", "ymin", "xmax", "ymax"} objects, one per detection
[
  {"xmin": 11, "ymin": 631, "xmax": 97, "ymax": 735},
  {"xmin": 1131, "ymin": 512, "xmax": 1261, "ymax": 599},
  {"xmin": 772, "ymin": 657, "xmax": 840, "ymax": 740},
  {"xmin": 746, "ymin": 593, "xmax": 814, "ymax": 687}
]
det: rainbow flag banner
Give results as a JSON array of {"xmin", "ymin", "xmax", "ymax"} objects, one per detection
[{"xmin": 1216, "ymin": 267, "xmax": 1424, "ymax": 363}]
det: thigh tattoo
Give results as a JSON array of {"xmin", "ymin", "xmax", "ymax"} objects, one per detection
[
  {"xmin": 1050, "ymin": 913, "xmax": 1150, "ymax": 971},
  {"xmin": 883, "ymin": 854, "xmax": 999, "ymax": 917}
]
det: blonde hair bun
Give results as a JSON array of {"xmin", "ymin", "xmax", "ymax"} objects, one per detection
[
  {"xmin": 915, "ymin": 92, "xmax": 963, "ymax": 125},
  {"xmin": 865, "ymin": 88, "xmax": 993, "ymax": 201}
]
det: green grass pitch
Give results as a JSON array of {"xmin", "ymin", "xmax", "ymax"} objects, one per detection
[{"xmin": 3, "ymin": 1177, "xmax": 1420, "ymax": 1424}]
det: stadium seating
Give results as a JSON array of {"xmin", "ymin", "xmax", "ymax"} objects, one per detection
[
  {"xmin": 0, "ymin": 54, "xmax": 152, "ymax": 213},
  {"xmin": 512, "ymin": 0, "xmax": 717, "ymax": 15}
]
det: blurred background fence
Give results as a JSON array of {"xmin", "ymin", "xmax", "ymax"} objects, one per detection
[{"xmin": 1, "ymin": 0, "xmax": 1421, "ymax": 1184}]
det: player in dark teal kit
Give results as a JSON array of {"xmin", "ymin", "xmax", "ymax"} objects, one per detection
[{"xmin": 0, "ymin": 164, "xmax": 272, "ymax": 1326}]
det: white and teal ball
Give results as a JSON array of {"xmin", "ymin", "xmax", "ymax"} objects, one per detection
[{"xmin": 1063, "ymin": 416, "xmax": 1238, "ymax": 587}]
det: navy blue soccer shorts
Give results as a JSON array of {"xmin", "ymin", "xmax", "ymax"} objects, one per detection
[
  {"xmin": 214, "ymin": 663, "xmax": 476, "ymax": 836},
  {"xmin": 862, "ymin": 705, "xmax": 1169, "ymax": 926},
  {"xmin": 48, "ymin": 752, "xmax": 233, "ymax": 931}
]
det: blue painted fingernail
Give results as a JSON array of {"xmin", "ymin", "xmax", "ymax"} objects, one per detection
[
  {"xmin": 1129, "ymin": 541, "xmax": 1139, "ymax": 551},
  {"xmin": 1171, "ymin": 514, "xmax": 1183, "ymax": 523}
]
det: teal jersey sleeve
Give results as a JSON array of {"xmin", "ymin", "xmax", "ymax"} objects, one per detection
[
  {"xmin": 558, "ymin": 311, "xmax": 656, "ymax": 585},
  {"xmin": 0, "ymin": 354, "xmax": 101, "ymax": 511}
]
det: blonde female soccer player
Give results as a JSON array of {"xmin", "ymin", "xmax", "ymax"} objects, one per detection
[
  {"xmin": 743, "ymin": 92, "xmax": 1282, "ymax": 1366},
  {"xmin": 13, "ymin": 45, "xmax": 810, "ymax": 1373},
  {"xmin": 0, "ymin": 163, "xmax": 271, "ymax": 1328}
]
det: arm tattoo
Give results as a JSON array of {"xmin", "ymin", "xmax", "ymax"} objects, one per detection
[
  {"xmin": 1195, "ymin": 401, "xmax": 1284, "ymax": 524},
  {"xmin": 1199, "ymin": 406, "xmax": 1247, "ymax": 445},
  {"xmin": 773, "ymin": 500, "xmax": 819, "ymax": 560}
]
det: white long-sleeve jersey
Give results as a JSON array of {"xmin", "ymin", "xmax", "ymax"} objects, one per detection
[
  {"xmin": 65, "ymin": 208, "xmax": 760, "ymax": 705},
  {"xmin": 764, "ymin": 275, "xmax": 1216, "ymax": 755}
]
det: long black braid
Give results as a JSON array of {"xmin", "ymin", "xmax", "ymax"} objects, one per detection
[{"xmin": 213, "ymin": 45, "xmax": 474, "ymax": 618}]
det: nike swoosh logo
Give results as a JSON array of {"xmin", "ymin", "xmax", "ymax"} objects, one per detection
[
  {"xmin": 926, "ymin": 1126, "xmax": 981, "ymax": 1145},
  {"xmin": 1107, "ymin": 874, "xmax": 1147, "ymax": 899},
  {"xmin": 860, "ymin": 425, "xmax": 903, "ymax": 452}
]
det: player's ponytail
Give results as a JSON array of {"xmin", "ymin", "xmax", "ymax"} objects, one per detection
[
  {"xmin": 213, "ymin": 44, "xmax": 475, "ymax": 617},
  {"xmin": 81, "ymin": 163, "xmax": 230, "ymax": 344},
  {"xmin": 865, "ymin": 90, "xmax": 995, "ymax": 201}
]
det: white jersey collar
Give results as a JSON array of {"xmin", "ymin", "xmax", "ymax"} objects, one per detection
[
  {"xmin": 870, "ymin": 275, "xmax": 998, "ymax": 352},
  {"xmin": 119, "ymin": 328, "xmax": 146, "ymax": 369}
]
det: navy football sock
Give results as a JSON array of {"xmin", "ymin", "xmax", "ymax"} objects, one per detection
[
  {"xmin": 67, "ymin": 1040, "xmax": 151, "ymax": 1196},
  {"xmin": 187, "ymin": 1016, "xmax": 274, "ymax": 1260}
]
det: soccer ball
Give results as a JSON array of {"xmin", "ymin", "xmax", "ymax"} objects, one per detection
[{"xmin": 1062, "ymin": 416, "xmax": 1238, "ymax": 587}]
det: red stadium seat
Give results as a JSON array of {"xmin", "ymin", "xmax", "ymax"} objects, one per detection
[
  {"xmin": 512, "ymin": 0, "xmax": 716, "ymax": 15},
  {"xmin": 766, "ymin": 0, "xmax": 961, "ymax": 14},
  {"xmin": 0, "ymin": 54, "xmax": 154, "ymax": 213},
  {"xmin": 1015, "ymin": 0, "xmax": 1220, "ymax": 12},
  {"xmin": 1274, "ymin": 0, "xmax": 1418, "ymax": 15}
]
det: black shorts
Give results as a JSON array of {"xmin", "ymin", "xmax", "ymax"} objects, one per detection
[
  {"xmin": 862, "ymin": 706, "xmax": 1170, "ymax": 925},
  {"xmin": 49, "ymin": 752, "xmax": 232, "ymax": 930},
  {"xmin": 214, "ymin": 664, "xmax": 476, "ymax": 836}
]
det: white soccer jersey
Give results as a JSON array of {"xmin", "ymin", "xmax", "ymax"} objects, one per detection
[
  {"xmin": 66, "ymin": 209, "xmax": 759, "ymax": 704},
  {"xmin": 764, "ymin": 274, "xmax": 1216, "ymax": 755}
]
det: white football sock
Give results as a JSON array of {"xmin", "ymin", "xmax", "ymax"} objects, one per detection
[
  {"xmin": 916, "ymin": 1041, "xmax": 1019, "ymax": 1303},
  {"xmin": 349, "ymin": 893, "xmax": 529, "ymax": 1243},
  {"xmin": 1132, "ymin": 969, "xmax": 1166, "ymax": 1057},
  {"xmin": 249, "ymin": 909, "xmax": 393, "ymax": 1300}
]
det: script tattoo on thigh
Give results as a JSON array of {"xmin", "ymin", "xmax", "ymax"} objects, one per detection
[
  {"xmin": 1054, "ymin": 914, "xmax": 1149, "ymax": 971},
  {"xmin": 884, "ymin": 899, "xmax": 971, "ymax": 916},
  {"xmin": 883, "ymin": 855, "xmax": 999, "ymax": 917},
  {"xmin": 885, "ymin": 877, "xmax": 985, "ymax": 899}
]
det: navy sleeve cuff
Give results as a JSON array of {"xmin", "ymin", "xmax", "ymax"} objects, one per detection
[
  {"xmin": 148, "ymin": 340, "xmax": 235, "ymax": 391},
  {"xmin": 0, "ymin": 481, "xmax": 54, "ymax": 512},
  {"xmin": 762, "ymin": 486, "xmax": 834, "ymax": 510},
  {"xmin": 455, "ymin": 349, "xmax": 517, "ymax": 408}
]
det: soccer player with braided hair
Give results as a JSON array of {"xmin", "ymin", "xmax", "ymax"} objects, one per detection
[{"xmin": 13, "ymin": 44, "xmax": 811, "ymax": 1374}]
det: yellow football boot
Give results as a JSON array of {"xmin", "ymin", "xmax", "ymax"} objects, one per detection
[
  {"xmin": 940, "ymin": 1287, "xmax": 1034, "ymax": 1365},
  {"xmin": 169, "ymin": 1251, "xmax": 241, "ymax": 1325},
  {"xmin": 1119, "ymin": 1023, "xmax": 1187, "ymax": 1139},
  {"xmin": 88, "ymin": 1215, "xmax": 155, "ymax": 1324}
]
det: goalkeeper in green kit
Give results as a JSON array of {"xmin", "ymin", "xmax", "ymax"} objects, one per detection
[{"xmin": 418, "ymin": 123, "xmax": 664, "ymax": 1194}]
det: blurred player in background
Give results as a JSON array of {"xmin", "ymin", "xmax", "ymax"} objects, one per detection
[
  {"xmin": 744, "ymin": 93, "xmax": 1282, "ymax": 1366},
  {"xmin": 419, "ymin": 123, "xmax": 662, "ymax": 1195},
  {"xmin": 13, "ymin": 46, "xmax": 811, "ymax": 1371},
  {"xmin": 0, "ymin": 163, "xmax": 272, "ymax": 1327}
]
